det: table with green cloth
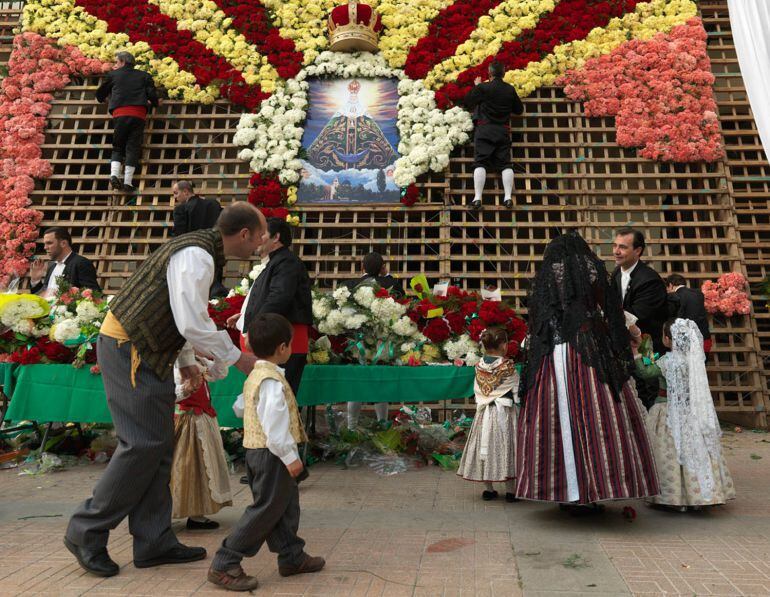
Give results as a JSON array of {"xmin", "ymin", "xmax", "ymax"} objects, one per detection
[{"xmin": 4, "ymin": 364, "xmax": 476, "ymax": 429}]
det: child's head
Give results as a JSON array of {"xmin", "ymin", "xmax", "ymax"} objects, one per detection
[
  {"xmin": 247, "ymin": 313, "xmax": 293, "ymax": 364},
  {"xmin": 480, "ymin": 327, "xmax": 508, "ymax": 356},
  {"xmin": 662, "ymin": 318, "xmax": 675, "ymax": 349}
]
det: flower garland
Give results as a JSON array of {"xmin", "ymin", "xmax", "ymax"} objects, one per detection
[
  {"xmin": 433, "ymin": 0, "xmax": 697, "ymax": 105},
  {"xmin": 213, "ymin": 0, "xmax": 303, "ymax": 80},
  {"xmin": 0, "ymin": 32, "xmax": 109, "ymax": 284},
  {"xmin": 259, "ymin": 0, "xmax": 338, "ymax": 66},
  {"xmin": 404, "ymin": 0, "xmax": 504, "ymax": 81},
  {"xmin": 558, "ymin": 19, "xmax": 722, "ymax": 162},
  {"xmin": 148, "ymin": 0, "xmax": 281, "ymax": 92},
  {"xmin": 234, "ymin": 52, "xmax": 473, "ymax": 206}
]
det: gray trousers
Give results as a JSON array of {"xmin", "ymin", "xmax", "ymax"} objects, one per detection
[
  {"xmin": 66, "ymin": 336, "xmax": 179, "ymax": 560},
  {"xmin": 212, "ymin": 448, "xmax": 305, "ymax": 571}
]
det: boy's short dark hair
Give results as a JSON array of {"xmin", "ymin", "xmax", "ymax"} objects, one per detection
[
  {"xmin": 247, "ymin": 313, "xmax": 293, "ymax": 358},
  {"xmin": 665, "ymin": 274, "xmax": 686, "ymax": 287},
  {"xmin": 363, "ymin": 252, "xmax": 384, "ymax": 277},
  {"xmin": 267, "ymin": 217, "xmax": 293, "ymax": 247}
]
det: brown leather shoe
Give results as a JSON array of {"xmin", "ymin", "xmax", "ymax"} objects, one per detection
[
  {"xmin": 207, "ymin": 565, "xmax": 258, "ymax": 592},
  {"xmin": 278, "ymin": 553, "xmax": 326, "ymax": 577}
]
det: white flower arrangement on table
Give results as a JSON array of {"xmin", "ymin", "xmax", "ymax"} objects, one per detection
[
  {"xmin": 310, "ymin": 284, "xmax": 426, "ymax": 365},
  {"xmin": 0, "ymin": 293, "xmax": 50, "ymax": 336},
  {"xmin": 233, "ymin": 51, "xmax": 473, "ymax": 191}
]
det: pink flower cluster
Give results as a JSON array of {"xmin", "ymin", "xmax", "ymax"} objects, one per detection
[
  {"xmin": 702, "ymin": 272, "xmax": 751, "ymax": 317},
  {"xmin": 558, "ymin": 19, "xmax": 724, "ymax": 162},
  {"xmin": 0, "ymin": 33, "xmax": 109, "ymax": 285}
]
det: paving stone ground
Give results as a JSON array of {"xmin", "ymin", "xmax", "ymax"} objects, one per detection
[{"xmin": 1, "ymin": 428, "xmax": 769, "ymax": 596}]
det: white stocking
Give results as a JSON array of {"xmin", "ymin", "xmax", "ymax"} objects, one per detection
[
  {"xmin": 347, "ymin": 401, "xmax": 362, "ymax": 428},
  {"xmin": 110, "ymin": 161, "xmax": 122, "ymax": 178},
  {"xmin": 502, "ymin": 168, "xmax": 514, "ymax": 201},
  {"xmin": 124, "ymin": 165, "xmax": 136, "ymax": 186},
  {"xmin": 473, "ymin": 167, "xmax": 487, "ymax": 202}
]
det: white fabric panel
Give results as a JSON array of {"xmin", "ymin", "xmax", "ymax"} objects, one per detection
[{"xmin": 728, "ymin": 0, "xmax": 770, "ymax": 159}]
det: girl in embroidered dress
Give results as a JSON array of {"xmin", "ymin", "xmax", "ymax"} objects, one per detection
[
  {"xmin": 634, "ymin": 318, "xmax": 735, "ymax": 510},
  {"xmin": 458, "ymin": 327, "xmax": 520, "ymax": 502},
  {"xmin": 171, "ymin": 357, "xmax": 233, "ymax": 529}
]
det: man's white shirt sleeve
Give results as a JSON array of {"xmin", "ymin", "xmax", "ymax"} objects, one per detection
[
  {"xmin": 167, "ymin": 246, "xmax": 241, "ymax": 368},
  {"xmin": 256, "ymin": 379, "xmax": 300, "ymax": 465}
]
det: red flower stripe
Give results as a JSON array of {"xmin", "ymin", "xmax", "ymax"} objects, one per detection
[
  {"xmin": 404, "ymin": 0, "xmax": 505, "ymax": 80},
  {"xmin": 212, "ymin": 0, "xmax": 303, "ymax": 80},
  {"xmin": 74, "ymin": 0, "xmax": 269, "ymax": 110},
  {"xmin": 435, "ymin": 0, "xmax": 641, "ymax": 108}
]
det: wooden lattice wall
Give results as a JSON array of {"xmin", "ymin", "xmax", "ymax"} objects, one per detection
[{"xmin": 1, "ymin": 1, "xmax": 768, "ymax": 425}]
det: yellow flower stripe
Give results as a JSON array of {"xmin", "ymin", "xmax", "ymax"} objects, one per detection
[
  {"xmin": 504, "ymin": 0, "xmax": 698, "ymax": 96},
  {"xmin": 21, "ymin": 0, "xmax": 218, "ymax": 103},
  {"xmin": 149, "ymin": 0, "xmax": 280, "ymax": 92},
  {"xmin": 376, "ymin": 0, "xmax": 458, "ymax": 68},
  {"xmin": 424, "ymin": 0, "xmax": 557, "ymax": 89},
  {"xmin": 260, "ymin": 0, "xmax": 338, "ymax": 65}
]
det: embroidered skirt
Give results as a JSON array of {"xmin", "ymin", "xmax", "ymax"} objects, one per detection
[
  {"xmin": 171, "ymin": 412, "xmax": 233, "ymax": 519},
  {"xmin": 457, "ymin": 403, "xmax": 517, "ymax": 482},
  {"xmin": 646, "ymin": 402, "xmax": 735, "ymax": 506}
]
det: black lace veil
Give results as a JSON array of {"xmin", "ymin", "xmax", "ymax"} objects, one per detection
[{"xmin": 522, "ymin": 231, "xmax": 634, "ymax": 400}]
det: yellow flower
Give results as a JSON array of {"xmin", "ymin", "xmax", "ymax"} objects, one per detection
[
  {"xmin": 377, "ymin": 0, "xmax": 455, "ymax": 68},
  {"xmin": 310, "ymin": 349, "xmax": 330, "ymax": 364},
  {"xmin": 421, "ymin": 344, "xmax": 441, "ymax": 362}
]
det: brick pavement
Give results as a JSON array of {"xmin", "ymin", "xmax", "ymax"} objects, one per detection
[{"xmin": 0, "ymin": 429, "xmax": 769, "ymax": 596}]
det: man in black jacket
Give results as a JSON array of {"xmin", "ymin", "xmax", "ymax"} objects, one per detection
[
  {"xmin": 96, "ymin": 51, "xmax": 159, "ymax": 196},
  {"xmin": 462, "ymin": 61, "xmax": 524, "ymax": 210},
  {"xmin": 344, "ymin": 252, "xmax": 405, "ymax": 298},
  {"xmin": 172, "ymin": 180, "xmax": 225, "ymax": 297},
  {"xmin": 30, "ymin": 227, "xmax": 101, "ymax": 295},
  {"xmin": 172, "ymin": 181, "xmax": 222, "ymax": 236},
  {"xmin": 665, "ymin": 273, "xmax": 712, "ymax": 353},
  {"xmin": 241, "ymin": 218, "xmax": 312, "ymax": 394},
  {"xmin": 611, "ymin": 228, "xmax": 668, "ymax": 408}
]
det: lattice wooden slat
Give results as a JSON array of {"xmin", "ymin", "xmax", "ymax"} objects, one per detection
[{"xmin": 1, "ymin": 1, "xmax": 768, "ymax": 424}]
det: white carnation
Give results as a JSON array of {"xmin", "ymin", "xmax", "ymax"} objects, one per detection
[
  {"xmin": 75, "ymin": 300, "xmax": 101, "ymax": 324},
  {"xmin": 332, "ymin": 286, "xmax": 351, "ymax": 306},
  {"xmin": 353, "ymin": 285, "xmax": 375, "ymax": 308},
  {"xmin": 52, "ymin": 318, "xmax": 81, "ymax": 343}
]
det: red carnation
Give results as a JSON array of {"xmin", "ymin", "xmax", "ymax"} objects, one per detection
[
  {"xmin": 37, "ymin": 337, "xmax": 73, "ymax": 363},
  {"xmin": 375, "ymin": 288, "xmax": 391, "ymax": 298},
  {"xmin": 401, "ymin": 184, "xmax": 420, "ymax": 207},
  {"xmin": 468, "ymin": 318, "xmax": 486, "ymax": 342},
  {"xmin": 478, "ymin": 300, "xmax": 509, "ymax": 325},
  {"xmin": 461, "ymin": 301, "xmax": 479, "ymax": 317},
  {"xmin": 422, "ymin": 318, "xmax": 451, "ymax": 344},
  {"xmin": 445, "ymin": 311, "xmax": 466, "ymax": 334},
  {"xmin": 10, "ymin": 346, "xmax": 42, "ymax": 364}
]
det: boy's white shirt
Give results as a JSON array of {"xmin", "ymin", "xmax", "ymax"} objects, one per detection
[{"xmin": 232, "ymin": 361, "xmax": 299, "ymax": 465}]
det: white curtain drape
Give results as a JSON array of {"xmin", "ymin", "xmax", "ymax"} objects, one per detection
[{"xmin": 728, "ymin": 0, "xmax": 770, "ymax": 159}]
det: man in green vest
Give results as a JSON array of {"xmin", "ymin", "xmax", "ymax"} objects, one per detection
[{"xmin": 64, "ymin": 202, "xmax": 266, "ymax": 577}]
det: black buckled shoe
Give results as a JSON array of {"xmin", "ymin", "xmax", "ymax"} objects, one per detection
[
  {"xmin": 109, "ymin": 176, "xmax": 123, "ymax": 191},
  {"xmin": 64, "ymin": 537, "xmax": 119, "ymax": 577},
  {"xmin": 123, "ymin": 183, "xmax": 137, "ymax": 197},
  {"xmin": 134, "ymin": 544, "xmax": 207, "ymax": 568},
  {"xmin": 470, "ymin": 199, "xmax": 482, "ymax": 211},
  {"xmin": 503, "ymin": 199, "xmax": 513, "ymax": 208},
  {"xmin": 482, "ymin": 490, "xmax": 498, "ymax": 501}
]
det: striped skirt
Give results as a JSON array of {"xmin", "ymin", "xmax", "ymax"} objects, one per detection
[{"xmin": 516, "ymin": 345, "xmax": 659, "ymax": 504}]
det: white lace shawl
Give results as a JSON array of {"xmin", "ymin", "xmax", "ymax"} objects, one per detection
[{"xmin": 663, "ymin": 319, "xmax": 723, "ymax": 501}]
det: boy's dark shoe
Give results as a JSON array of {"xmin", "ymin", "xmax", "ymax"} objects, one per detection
[
  {"xmin": 208, "ymin": 565, "xmax": 259, "ymax": 591},
  {"xmin": 186, "ymin": 517, "xmax": 219, "ymax": 530},
  {"xmin": 278, "ymin": 553, "xmax": 325, "ymax": 577},
  {"xmin": 109, "ymin": 176, "xmax": 123, "ymax": 191},
  {"xmin": 482, "ymin": 490, "xmax": 498, "ymax": 501}
]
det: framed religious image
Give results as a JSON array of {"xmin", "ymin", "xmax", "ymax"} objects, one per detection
[{"xmin": 297, "ymin": 77, "xmax": 400, "ymax": 204}]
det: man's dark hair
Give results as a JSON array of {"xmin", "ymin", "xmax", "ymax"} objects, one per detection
[
  {"xmin": 267, "ymin": 217, "xmax": 292, "ymax": 247},
  {"xmin": 115, "ymin": 51, "xmax": 135, "ymax": 67},
  {"xmin": 215, "ymin": 202, "xmax": 263, "ymax": 236},
  {"xmin": 247, "ymin": 313, "xmax": 293, "ymax": 358},
  {"xmin": 363, "ymin": 252, "xmax": 384, "ymax": 277},
  {"xmin": 489, "ymin": 61, "xmax": 505, "ymax": 79},
  {"xmin": 665, "ymin": 274, "xmax": 686, "ymax": 287},
  {"xmin": 663, "ymin": 318, "xmax": 676, "ymax": 341},
  {"xmin": 615, "ymin": 227, "xmax": 646, "ymax": 254},
  {"xmin": 175, "ymin": 180, "xmax": 195, "ymax": 193},
  {"xmin": 44, "ymin": 227, "xmax": 72, "ymax": 247}
]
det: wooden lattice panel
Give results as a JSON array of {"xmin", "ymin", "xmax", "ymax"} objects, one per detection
[{"xmin": 1, "ymin": 2, "xmax": 768, "ymax": 424}]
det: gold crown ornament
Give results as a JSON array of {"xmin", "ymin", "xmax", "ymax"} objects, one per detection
[{"xmin": 328, "ymin": 0, "xmax": 382, "ymax": 53}]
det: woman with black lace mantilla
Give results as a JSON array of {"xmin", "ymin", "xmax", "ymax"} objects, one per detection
[{"xmin": 515, "ymin": 231, "xmax": 659, "ymax": 511}]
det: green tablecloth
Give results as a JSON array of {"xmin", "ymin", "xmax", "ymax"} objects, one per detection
[
  {"xmin": 4, "ymin": 364, "xmax": 475, "ymax": 427},
  {"xmin": 0, "ymin": 362, "xmax": 16, "ymax": 398}
]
